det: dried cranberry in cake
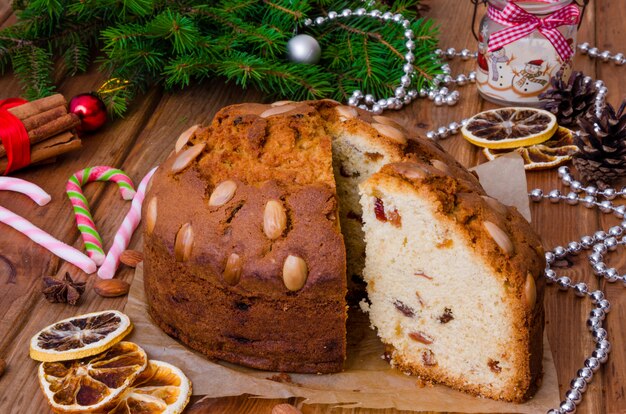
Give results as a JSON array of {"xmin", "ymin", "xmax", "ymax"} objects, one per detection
[
  {"xmin": 387, "ymin": 209, "xmax": 401, "ymax": 227},
  {"xmin": 422, "ymin": 350, "xmax": 437, "ymax": 366},
  {"xmin": 373, "ymin": 198, "xmax": 401, "ymax": 227},
  {"xmin": 374, "ymin": 198, "xmax": 386, "ymax": 221},
  {"xmin": 488, "ymin": 359, "xmax": 502, "ymax": 374},
  {"xmin": 393, "ymin": 300, "xmax": 415, "ymax": 317},
  {"xmin": 439, "ymin": 307, "xmax": 454, "ymax": 324},
  {"xmin": 409, "ymin": 331, "xmax": 434, "ymax": 344}
]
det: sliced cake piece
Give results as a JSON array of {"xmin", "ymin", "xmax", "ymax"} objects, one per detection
[{"xmin": 358, "ymin": 159, "xmax": 545, "ymax": 402}]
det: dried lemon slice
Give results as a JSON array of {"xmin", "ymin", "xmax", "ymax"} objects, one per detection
[
  {"xmin": 30, "ymin": 310, "xmax": 132, "ymax": 362},
  {"xmin": 38, "ymin": 341, "xmax": 148, "ymax": 413},
  {"xmin": 483, "ymin": 127, "xmax": 579, "ymax": 170},
  {"xmin": 107, "ymin": 360, "xmax": 192, "ymax": 414},
  {"xmin": 461, "ymin": 107, "xmax": 558, "ymax": 149}
]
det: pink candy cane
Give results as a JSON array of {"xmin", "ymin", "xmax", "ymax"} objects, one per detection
[
  {"xmin": 98, "ymin": 167, "xmax": 157, "ymax": 279},
  {"xmin": 0, "ymin": 177, "xmax": 51, "ymax": 206},
  {"xmin": 0, "ymin": 178, "xmax": 96, "ymax": 274},
  {"xmin": 67, "ymin": 166, "xmax": 136, "ymax": 266}
]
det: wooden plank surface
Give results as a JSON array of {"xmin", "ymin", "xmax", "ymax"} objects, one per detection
[{"xmin": 0, "ymin": 1, "xmax": 624, "ymax": 413}]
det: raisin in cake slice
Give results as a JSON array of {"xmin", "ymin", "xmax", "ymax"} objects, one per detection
[{"xmin": 358, "ymin": 159, "xmax": 545, "ymax": 402}]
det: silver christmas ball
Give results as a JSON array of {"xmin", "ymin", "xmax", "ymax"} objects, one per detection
[
  {"xmin": 571, "ymin": 180, "xmax": 583, "ymax": 192},
  {"xmin": 371, "ymin": 104, "xmax": 382, "ymax": 115},
  {"xmin": 407, "ymin": 89, "xmax": 418, "ymax": 99},
  {"xmin": 588, "ymin": 252, "xmax": 602, "ymax": 265},
  {"xmin": 608, "ymin": 225, "xmax": 623, "ymax": 237},
  {"xmin": 585, "ymin": 357, "xmax": 601, "ymax": 372},
  {"xmin": 566, "ymin": 192, "xmax": 579, "ymax": 205},
  {"xmin": 593, "ymin": 230, "xmax": 607, "ymax": 242},
  {"xmin": 545, "ymin": 252, "xmax": 556, "ymax": 265},
  {"xmin": 592, "ymin": 327, "xmax": 608, "ymax": 342},
  {"xmin": 592, "ymin": 262, "xmax": 607, "ymax": 276},
  {"xmin": 578, "ymin": 42, "xmax": 590, "ymax": 53},
  {"xmin": 585, "ymin": 185, "xmax": 598, "ymax": 196},
  {"xmin": 448, "ymin": 122, "xmax": 460, "ymax": 134},
  {"xmin": 588, "ymin": 47, "xmax": 600, "ymax": 58},
  {"xmin": 460, "ymin": 48, "xmax": 471, "ymax": 60},
  {"xmin": 592, "ymin": 243, "xmax": 607, "ymax": 254},
  {"xmin": 548, "ymin": 189, "xmax": 561, "ymax": 203},
  {"xmin": 365, "ymin": 94, "xmax": 375, "ymax": 105},
  {"xmin": 600, "ymin": 50, "xmax": 612, "ymax": 62},
  {"xmin": 558, "ymin": 166, "xmax": 570, "ymax": 177},
  {"xmin": 587, "ymin": 316, "xmax": 602, "ymax": 331},
  {"xmin": 445, "ymin": 94, "xmax": 458, "ymax": 106},
  {"xmin": 577, "ymin": 367, "xmax": 594, "ymax": 381},
  {"xmin": 554, "ymin": 245, "xmax": 567, "ymax": 258},
  {"xmin": 434, "ymin": 95, "xmax": 445, "ymax": 106},
  {"xmin": 557, "ymin": 276, "xmax": 571, "ymax": 290},
  {"xmin": 468, "ymin": 71, "xmax": 477, "ymax": 82},
  {"xmin": 582, "ymin": 195, "xmax": 596, "ymax": 208},
  {"xmin": 599, "ymin": 200, "xmax": 613, "ymax": 213},
  {"xmin": 589, "ymin": 290, "xmax": 604, "ymax": 303},
  {"xmin": 596, "ymin": 339, "xmax": 611, "ymax": 353},
  {"xmin": 437, "ymin": 126, "xmax": 449, "ymax": 138},
  {"xmin": 598, "ymin": 299, "xmax": 611, "ymax": 312},
  {"xmin": 590, "ymin": 308, "xmax": 605, "ymax": 321},
  {"xmin": 604, "ymin": 237, "xmax": 618, "ymax": 251},
  {"xmin": 560, "ymin": 399, "xmax": 577, "ymax": 413},
  {"xmin": 604, "ymin": 268, "xmax": 619, "ymax": 282},
  {"xmin": 405, "ymin": 51, "xmax": 415, "ymax": 63},
  {"xmin": 287, "ymin": 34, "xmax": 321, "ymax": 64},
  {"xmin": 545, "ymin": 268, "xmax": 557, "ymax": 280},
  {"xmin": 426, "ymin": 131, "xmax": 437, "ymax": 140},
  {"xmin": 567, "ymin": 241, "xmax": 582, "ymax": 255},
  {"xmin": 614, "ymin": 204, "xmax": 626, "ymax": 218}
]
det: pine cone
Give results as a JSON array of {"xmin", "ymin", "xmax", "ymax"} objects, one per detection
[
  {"xmin": 573, "ymin": 100, "xmax": 626, "ymax": 188},
  {"xmin": 539, "ymin": 71, "xmax": 597, "ymax": 127}
]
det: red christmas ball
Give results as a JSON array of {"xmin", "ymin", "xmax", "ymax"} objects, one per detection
[{"xmin": 69, "ymin": 93, "xmax": 107, "ymax": 132}]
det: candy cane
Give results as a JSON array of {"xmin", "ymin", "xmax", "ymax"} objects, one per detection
[
  {"xmin": 98, "ymin": 167, "xmax": 157, "ymax": 279},
  {"xmin": 0, "ymin": 178, "xmax": 96, "ymax": 274},
  {"xmin": 0, "ymin": 177, "xmax": 51, "ymax": 206},
  {"xmin": 66, "ymin": 166, "xmax": 136, "ymax": 266}
]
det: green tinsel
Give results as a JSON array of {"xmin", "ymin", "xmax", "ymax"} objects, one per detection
[{"xmin": 0, "ymin": 0, "xmax": 441, "ymax": 117}]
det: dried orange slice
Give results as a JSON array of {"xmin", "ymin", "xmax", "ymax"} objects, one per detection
[
  {"xmin": 38, "ymin": 341, "xmax": 148, "ymax": 413},
  {"xmin": 30, "ymin": 310, "xmax": 132, "ymax": 362},
  {"xmin": 107, "ymin": 360, "xmax": 192, "ymax": 414},
  {"xmin": 461, "ymin": 107, "xmax": 558, "ymax": 149},
  {"xmin": 483, "ymin": 127, "xmax": 579, "ymax": 170}
]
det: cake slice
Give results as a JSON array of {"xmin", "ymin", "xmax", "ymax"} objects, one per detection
[{"xmin": 358, "ymin": 159, "xmax": 545, "ymax": 402}]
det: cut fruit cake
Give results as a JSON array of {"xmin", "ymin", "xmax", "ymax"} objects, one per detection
[{"xmin": 359, "ymin": 160, "xmax": 546, "ymax": 402}]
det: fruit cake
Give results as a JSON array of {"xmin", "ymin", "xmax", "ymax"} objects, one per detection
[
  {"xmin": 143, "ymin": 101, "xmax": 349, "ymax": 373},
  {"xmin": 358, "ymin": 160, "xmax": 546, "ymax": 402}
]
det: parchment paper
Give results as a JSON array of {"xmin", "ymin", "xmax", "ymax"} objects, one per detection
[{"xmin": 124, "ymin": 155, "xmax": 558, "ymax": 412}]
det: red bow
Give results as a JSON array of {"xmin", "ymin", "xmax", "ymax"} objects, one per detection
[
  {"xmin": 0, "ymin": 98, "xmax": 29, "ymax": 175},
  {"xmin": 487, "ymin": 2, "xmax": 580, "ymax": 61}
]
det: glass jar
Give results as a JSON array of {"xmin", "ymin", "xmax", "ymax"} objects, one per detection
[{"xmin": 476, "ymin": 0, "xmax": 579, "ymax": 106}]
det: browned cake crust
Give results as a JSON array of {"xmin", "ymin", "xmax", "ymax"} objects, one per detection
[
  {"xmin": 143, "ymin": 101, "xmax": 347, "ymax": 373},
  {"xmin": 372, "ymin": 160, "xmax": 546, "ymax": 402}
]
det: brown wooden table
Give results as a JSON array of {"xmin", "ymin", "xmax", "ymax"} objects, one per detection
[{"xmin": 1, "ymin": 1, "xmax": 624, "ymax": 413}]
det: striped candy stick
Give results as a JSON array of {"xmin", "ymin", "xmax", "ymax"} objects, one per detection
[
  {"xmin": 0, "ymin": 178, "xmax": 96, "ymax": 274},
  {"xmin": 0, "ymin": 177, "xmax": 51, "ymax": 206},
  {"xmin": 66, "ymin": 166, "xmax": 136, "ymax": 266},
  {"xmin": 98, "ymin": 167, "xmax": 157, "ymax": 279}
]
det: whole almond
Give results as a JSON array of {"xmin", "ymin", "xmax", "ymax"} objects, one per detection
[
  {"xmin": 272, "ymin": 404, "xmax": 303, "ymax": 414},
  {"xmin": 389, "ymin": 162, "xmax": 426, "ymax": 180},
  {"xmin": 282, "ymin": 255, "xmax": 308, "ymax": 291},
  {"xmin": 175, "ymin": 124, "xmax": 201, "ymax": 153},
  {"xmin": 270, "ymin": 100, "xmax": 294, "ymax": 107},
  {"xmin": 146, "ymin": 197, "xmax": 157, "ymax": 235},
  {"xmin": 223, "ymin": 253, "xmax": 243, "ymax": 286},
  {"xmin": 0, "ymin": 358, "xmax": 5, "ymax": 377},
  {"xmin": 371, "ymin": 122, "xmax": 407, "ymax": 144},
  {"xmin": 483, "ymin": 221, "xmax": 514, "ymax": 255},
  {"xmin": 94, "ymin": 278, "xmax": 130, "ymax": 298},
  {"xmin": 263, "ymin": 200, "xmax": 287, "ymax": 240},
  {"xmin": 260, "ymin": 104, "xmax": 297, "ymax": 118},
  {"xmin": 120, "ymin": 250, "xmax": 144, "ymax": 268},
  {"xmin": 171, "ymin": 143, "xmax": 205, "ymax": 173},
  {"xmin": 481, "ymin": 195, "xmax": 508, "ymax": 215},
  {"xmin": 430, "ymin": 159, "xmax": 450, "ymax": 174},
  {"xmin": 208, "ymin": 180, "xmax": 237, "ymax": 207},
  {"xmin": 175, "ymin": 223, "xmax": 194, "ymax": 262},
  {"xmin": 336, "ymin": 105, "xmax": 358, "ymax": 121},
  {"xmin": 525, "ymin": 272, "xmax": 537, "ymax": 308}
]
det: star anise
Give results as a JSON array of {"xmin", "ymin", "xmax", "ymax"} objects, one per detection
[{"xmin": 42, "ymin": 273, "xmax": 86, "ymax": 305}]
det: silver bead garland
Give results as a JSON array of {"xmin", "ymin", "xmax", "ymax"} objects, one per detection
[
  {"xmin": 531, "ymin": 165, "xmax": 622, "ymax": 414},
  {"xmin": 303, "ymin": 7, "xmax": 475, "ymax": 114}
]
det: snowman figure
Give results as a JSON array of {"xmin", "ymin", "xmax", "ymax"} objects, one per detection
[
  {"xmin": 512, "ymin": 60, "xmax": 550, "ymax": 96},
  {"xmin": 486, "ymin": 47, "xmax": 515, "ymax": 90}
]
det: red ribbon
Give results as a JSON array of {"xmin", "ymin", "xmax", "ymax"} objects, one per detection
[
  {"xmin": 487, "ymin": 2, "xmax": 580, "ymax": 61},
  {"xmin": 0, "ymin": 98, "xmax": 30, "ymax": 175}
]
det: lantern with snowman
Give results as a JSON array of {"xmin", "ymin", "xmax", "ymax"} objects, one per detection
[{"xmin": 471, "ymin": 0, "xmax": 585, "ymax": 106}]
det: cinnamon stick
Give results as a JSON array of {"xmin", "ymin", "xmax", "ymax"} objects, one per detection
[
  {"xmin": 0, "ymin": 132, "xmax": 81, "ymax": 172},
  {"xmin": 6, "ymin": 94, "xmax": 67, "ymax": 119},
  {"xmin": 0, "ymin": 112, "xmax": 80, "ymax": 158},
  {"xmin": 20, "ymin": 106, "xmax": 67, "ymax": 131}
]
